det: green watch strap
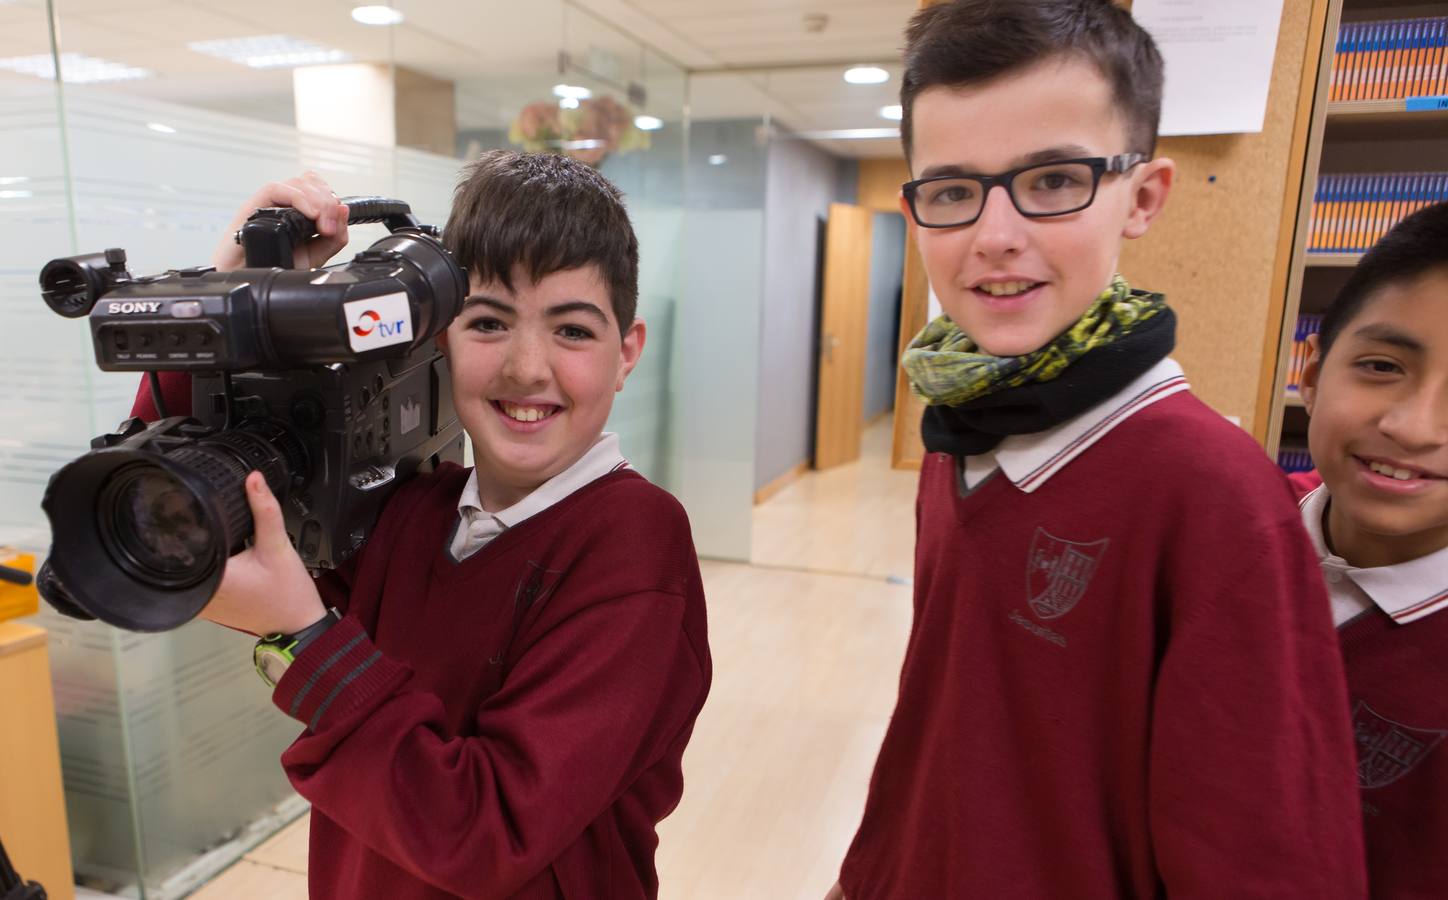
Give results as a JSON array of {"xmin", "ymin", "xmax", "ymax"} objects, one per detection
[
  {"xmin": 286, "ymin": 608, "xmax": 342, "ymax": 658},
  {"xmin": 254, "ymin": 608, "xmax": 341, "ymax": 688}
]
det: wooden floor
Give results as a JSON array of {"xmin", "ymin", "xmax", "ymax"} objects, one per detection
[
  {"xmin": 751, "ymin": 418, "xmax": 917, "ymax": 582},
  {"xmin": 188, "ymin": 420, "xmax": 917, "ymax": 900}
]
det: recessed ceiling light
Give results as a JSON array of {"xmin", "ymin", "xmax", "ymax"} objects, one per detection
[
  {"xmin": 0, "ymin": 176, "xmax": 30, "ymax": 185},
  {"xmin": 552, "ymin": 84, "xmax": 592, "ymax": 101},
  {"xmin": 351, "ymin": 5, "xmax": 404, "ymax": 26},
  {"xmin": 844, "ymin": 66, "xmax": 889, "ymax": 85},
  {"xmin": 0, "ymin": 190, "xmax": 33, "ymax": 199},
  {"xmin": 188, "ymin": 35, "xmax": 350, "ymax": 69},
  {"xmin": 146, "ymin": 122, "xmax": 177, "ymax": 134},
  {"xmin": 879, "ymin": 104, "xmax": 903, "ymax": 121},
  {"xmin": 559, "ymin": 97, "xmax": 580, "ymax": 110},
  {"xmin": 708, "ymin": 154, "xmax": 727, "ymax": 166},
  {"xmin": 634, "ymin": 115, "xmax": 663, "ymax": 131},
  {"xmin": 0, "ymin": 52, "xmax": 151, "ymax": 83}
]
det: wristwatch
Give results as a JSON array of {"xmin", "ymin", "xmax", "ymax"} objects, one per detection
[{"xmin": 254, "ymin": 608, "xmax": 342, "ymax": 688}]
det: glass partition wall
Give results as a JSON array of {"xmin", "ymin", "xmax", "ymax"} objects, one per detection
[{"xmin": 0, "ymin": 0, "xmax": 767, "ymax": 894}]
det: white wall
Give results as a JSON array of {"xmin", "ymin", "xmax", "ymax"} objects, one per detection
[{"xmin": 753, "ymin": 137, "xmax": 855, "ymax": 491}]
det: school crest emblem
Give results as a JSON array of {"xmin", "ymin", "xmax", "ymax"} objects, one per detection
[
  {"xmin": 1026, "ymin": 527, "xmax": 1109, "ymax": 620},
  {"xmin": 1353, "ymin": 700, "xmax": 1446, "ymax": 789}
]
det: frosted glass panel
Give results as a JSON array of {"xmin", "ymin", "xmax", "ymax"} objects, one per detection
[
  {"xmin": 666, "ymin": 118, "xmax": 770, "ymax": 560},
  {"xmin": 3, "ymin": 1, "xmax": 705, "ymax": 894},
  {"xmin": 0, "ymin": 82, "xmax": 88, "ymax": 551}
]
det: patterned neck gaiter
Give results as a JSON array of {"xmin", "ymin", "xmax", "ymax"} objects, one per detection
[
  {"xmin": 901, "ymin": 275, "xmax": 1178, "ymax": 457},
  {"xmin": 901, "ymin": 275, "xmax": 1167, "ymax": 407}
]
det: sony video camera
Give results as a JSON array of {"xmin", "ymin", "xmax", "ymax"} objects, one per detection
[{"xmin": 36, "ymin": 198, "xmax": 468, "ymax": 632}]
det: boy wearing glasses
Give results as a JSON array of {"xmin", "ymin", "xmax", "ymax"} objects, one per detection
[{"xmin": 826, "ymin": 2, "xmax": 1366, "ymax": 898}]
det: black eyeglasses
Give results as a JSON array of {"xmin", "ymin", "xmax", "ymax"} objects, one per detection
[{"xmin": 901, "ymin": 154, "xmax": 1146, "ymax": 228}]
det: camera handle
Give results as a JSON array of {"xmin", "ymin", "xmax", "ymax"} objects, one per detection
[{"xmin": 240, "ymin": 197, "xmax": 424, "ymax": 270}]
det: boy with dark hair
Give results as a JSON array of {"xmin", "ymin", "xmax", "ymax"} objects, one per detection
[
  {"xmin": 827, "ymin": 1, "xmax": 1366, "ymax": 897},
  {"xmin": 134, "ymin": 152, "xmax": 711, "ymax": 899},
  {"xmin": 1296, "ymin": 201, "xmax": 1448, "ymax": 898}
]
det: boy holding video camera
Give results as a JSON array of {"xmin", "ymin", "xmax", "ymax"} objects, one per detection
[{"xmin": 130, "ymin": 154, "xmax": 711, "ymax": 900}]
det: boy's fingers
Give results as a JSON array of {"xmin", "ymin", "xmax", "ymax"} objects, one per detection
[{"xmin": 244, "ymin": 472, "xmax": 291, "ymax": 555}]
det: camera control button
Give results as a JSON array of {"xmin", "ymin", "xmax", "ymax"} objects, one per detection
[
  {"xmin": 176, "ymin": 266, "xmax": 216, "ymax": 278},
  {"xmin": 170, "ymin": 300, "xmax": 204, "ymax": 318}
]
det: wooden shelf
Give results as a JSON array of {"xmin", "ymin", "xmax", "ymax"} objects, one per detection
[
  {"xmin": 1328, "ymin": 97, "xmax": 1448, "ymax": 119},
  {"xmin": 1326, "ymin": 98, "xmax": 1448, "ymax": 140},
  {"xmin": 1305, "ymin": 252, "xmax": 1363, "ymax": 267}
]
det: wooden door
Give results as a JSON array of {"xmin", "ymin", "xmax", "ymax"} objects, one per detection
[{"xmin": 814, "ymin": 203, "xmax": 873, "ymax": 470}]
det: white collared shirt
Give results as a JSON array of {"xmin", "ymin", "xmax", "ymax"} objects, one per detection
[
  {"xmin": 1298, "ymin": 484, "xmax": 1448, "ymax": 627},
  {"xmin": 962, "ymin": 357, "xmax": 1191, "ymax": 492},
  {"xmin": 449, "ymin": 432, "xmax": 630, "ymax": 562}
]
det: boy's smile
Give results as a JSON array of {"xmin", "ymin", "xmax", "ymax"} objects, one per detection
[
  {"xmin": 1304, "ymin": 267, "xmax": 1448, "ymax": 567},
  {"xmin": 903, "ymin": 56, "xmax": 1172, "ymax": 357},
  {"xmin": 439, "ymin": 264, "xmax": 644, "ymax": 511}
]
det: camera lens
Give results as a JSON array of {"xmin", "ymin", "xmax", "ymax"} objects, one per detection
[
  {"xmin": 99, "ymin": 464, "xmax": 217, "ymax": 587},
  {"xmin": 42, "ymin": 419, "xmax": 304, "ymax": 632}
]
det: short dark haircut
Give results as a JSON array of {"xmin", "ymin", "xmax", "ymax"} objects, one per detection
[
  {"xmin": 444, "ymin": 150, "xmax": 639, "ymax": 333},
  {"xmin": 899, "ymin": 0, "xmax": 1164, "ymax": 162},
  {"xmin": 1320, "ymin": 200, "xmax": 1448, "ymax": 357}
]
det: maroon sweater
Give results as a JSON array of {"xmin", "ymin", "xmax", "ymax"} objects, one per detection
[
  {"xmin": 271, "ymin": 463, "xmax": 710, "ymax": 899},
  {"xmin": 840, "ymin": 392, "xmax": 1366, "ymax": 899},
  {"xmin": 1291, "ymin": 473, "xmax": 1448, "ymax": 898},
  {"xmin": 130, "ymin": 376, "xmax": 711, "ymax": 897}
]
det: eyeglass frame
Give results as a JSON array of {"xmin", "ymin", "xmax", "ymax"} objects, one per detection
[{"xmin": 901, "ymin": 153, "xmax": 1147, "ymax": 229}]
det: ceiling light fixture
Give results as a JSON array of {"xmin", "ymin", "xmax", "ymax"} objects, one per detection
[
  {"xmin": 552, "ymin": 84, "xmax": 592, "ymax": 101},
  {"xmin": 188, "ymin": 35, "xmax": 351, "ymax": 69},
  {"xmin": 351, "ymin": 5, "xmax": 404, "ymax": 26},
  {"xmin": 0, "ymin": 52, "xmax": 151, "ymax": 83},
  {"xmin": 634, "ymin": 115, "xmax": 663, "ymax": 131},
  {"xmin": 559, "ymin": 97, "xmax": 580, "ymax": 110},
  {"xmin": 879, "ymin": 105, "xmax": 903, "ymax": 121},
  {"xmin": 844, "ymin": 66, "xmax": 889, "ymax": 85},
  {"xmin": 708, "ymin": 154, "xmax": 727, "ymax": 166},
  {"xmin": 146, "ymin": 122, "xmax": 177, "ymax": 134}
]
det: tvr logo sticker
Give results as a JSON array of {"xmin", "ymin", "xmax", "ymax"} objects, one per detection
[
  {"xmin": 344, "ymin": 293, "xmax": 413, "ymax": 352},
  {"xmin": 1026, "ymin": 527, "xmax": 1109, "ymax": 620},
  {"xmin": 351, "ymin": 309, "xmax": 406, "ymax": 338}
]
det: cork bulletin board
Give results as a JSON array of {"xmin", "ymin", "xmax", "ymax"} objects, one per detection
[{"xmin": 891, "ymin": 0, "xmax": 1327, "ymax": 466}]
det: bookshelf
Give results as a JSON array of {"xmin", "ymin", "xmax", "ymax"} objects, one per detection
[{"xmin": 1263, "ymin": 0, "xmax": 1448, "ymax": 471}]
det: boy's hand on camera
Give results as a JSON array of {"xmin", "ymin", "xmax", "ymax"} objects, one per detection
[
  {"xmin": 211, "ymin": 171, "xmax": 351, "ymax": 272},
  {"xmin": 201, "ymin": 471, "xmax": 326, "ymax": 637}
]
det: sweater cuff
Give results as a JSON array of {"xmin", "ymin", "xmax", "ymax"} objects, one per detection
[{"xmin": 272, "ymin": 616, "xmax": 405, "ymax": 731}]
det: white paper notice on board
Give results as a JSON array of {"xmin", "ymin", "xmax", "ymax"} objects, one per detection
[{"xmin": 1133, "ymin": 0, "xmax": 1284, "ymax": 136}]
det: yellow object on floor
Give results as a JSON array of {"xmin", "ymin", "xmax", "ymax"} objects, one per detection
[{"xmin": 0, "ymin": 550, "xmax": 37, "ymax": 624}]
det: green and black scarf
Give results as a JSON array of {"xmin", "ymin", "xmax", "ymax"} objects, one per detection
[{"xmin": 900, "ymin": 275, "xmax": 1176, "ymax": 456}]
